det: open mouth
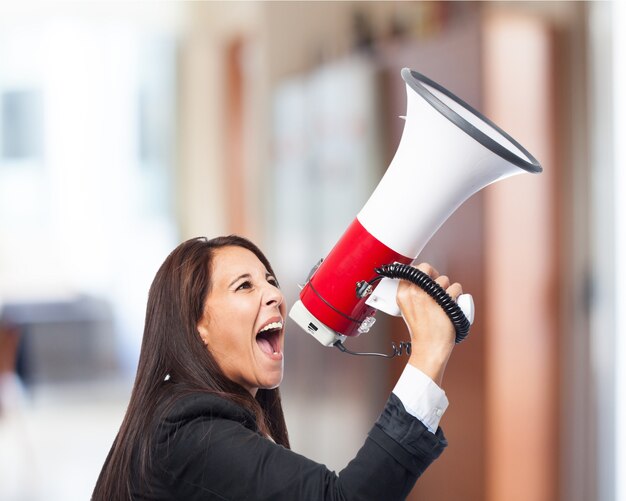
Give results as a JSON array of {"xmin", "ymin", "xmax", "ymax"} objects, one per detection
[{"xmin": 256, "ymin": 321, "xmax": 282, "ymax": 355}]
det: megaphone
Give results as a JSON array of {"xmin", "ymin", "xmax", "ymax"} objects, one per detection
[{"xmin": 289, "ymin": 68, "xmax": 542, "ymax": 349}]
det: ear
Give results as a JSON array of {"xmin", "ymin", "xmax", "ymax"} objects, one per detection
[{"xmin": 197, "ymin": 319, "xmax": 210, "ymax": 346}]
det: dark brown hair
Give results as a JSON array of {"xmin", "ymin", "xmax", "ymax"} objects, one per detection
[{"xmin": 92, "ymin": 236, "xmax": 290, "ymax": 500}]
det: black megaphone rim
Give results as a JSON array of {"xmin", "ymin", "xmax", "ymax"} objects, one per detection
[{"xmin": 401, "ymin": 68, "xmax": 543, "ymax": 174}]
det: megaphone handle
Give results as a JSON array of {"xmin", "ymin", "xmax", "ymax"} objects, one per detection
[
  {"xmin": 333, "ymin": 289, "xmax": 474, "ymax": 359},
  {"xmin": 375, "ymin": 263, "xmax": 472, "ymax": 343},
  {"xmin": 457, "ymin": 293, "xmax": 475, "ymax": 326}
]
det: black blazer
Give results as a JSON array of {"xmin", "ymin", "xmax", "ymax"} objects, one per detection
[{"xmin": 131, "ymin": 392, "xmax": 447, "ymax": 500}]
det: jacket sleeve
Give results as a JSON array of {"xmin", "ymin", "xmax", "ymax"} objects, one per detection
[{"xmin": 155, "ymin": 393, "xmax": 446, "ymax": 501}]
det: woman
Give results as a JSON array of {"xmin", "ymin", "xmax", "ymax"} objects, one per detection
[{"xmin": 93, "ymin": 235, "xmax": 462, "ymax": 500}]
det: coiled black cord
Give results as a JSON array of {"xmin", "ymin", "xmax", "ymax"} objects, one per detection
[
  {"xmin": 375, "ymin": 263, "xmax": 470, "ymax": 343},
  {"xmin": 334, "ymin": 340, "xmax": 412, "ymax": 359}
]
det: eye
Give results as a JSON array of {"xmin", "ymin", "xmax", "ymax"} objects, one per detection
[
  {"xmin": 267, "ymin": 276, "xmax": 279, "ymax": 288},
  {"xmin": 235, "ymin": 280, "xmax": 252, "ymax": 291}
]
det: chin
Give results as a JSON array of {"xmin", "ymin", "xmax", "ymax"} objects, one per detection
[{"xmin": 261, "ymin": 375, "xmax": 283, "ymax": 390}]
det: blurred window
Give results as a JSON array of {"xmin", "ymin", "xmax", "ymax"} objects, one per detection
[
  {"xmin": 0, "ymin": 13, "xmax": 179, "ymax": 379},
  {"xmin": 1, "ymin": 89, "xmax": 43, "ymax": 161}
]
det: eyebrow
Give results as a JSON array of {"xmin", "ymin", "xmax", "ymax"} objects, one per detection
[{"xmin": 228, "ymin": 272, "xmax": 275, "ymax": 288}]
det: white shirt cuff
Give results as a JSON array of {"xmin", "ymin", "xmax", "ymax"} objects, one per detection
[{"xmin": 392, "ymin": 364, "xmax": 449, "ymax": 434}]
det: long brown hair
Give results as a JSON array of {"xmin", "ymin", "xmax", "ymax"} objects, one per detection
[{"xmin": 92, "ymin": 236, "xmax": 290, "ymax": 500}]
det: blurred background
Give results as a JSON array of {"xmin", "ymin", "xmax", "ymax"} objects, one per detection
[{"xmin": 0, "ymin": 1, "xmax": 623, "ymax": 500}]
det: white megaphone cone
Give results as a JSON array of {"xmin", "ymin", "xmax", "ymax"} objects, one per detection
[{"xmin": 289, "ymin": 68, "xmax": 542, "ymax": 347}]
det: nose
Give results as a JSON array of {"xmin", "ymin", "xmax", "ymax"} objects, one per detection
[{"xmin": 264, "ymin": 283, "xmax": 284, "ymax": 309}]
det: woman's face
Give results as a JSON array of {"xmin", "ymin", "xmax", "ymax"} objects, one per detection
[{"xmin": 197, "ymin": 245, "xmax": 286, "ymax": 395}]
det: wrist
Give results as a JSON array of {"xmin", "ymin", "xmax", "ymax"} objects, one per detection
[{"xmin": 408, "ymin": 350, "xmax": 451, "ymax": 387}]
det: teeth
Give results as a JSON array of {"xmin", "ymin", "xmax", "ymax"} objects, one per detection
[{"xmin": 258, "ymin": 321, "xmax": 283, "ymax": 334}]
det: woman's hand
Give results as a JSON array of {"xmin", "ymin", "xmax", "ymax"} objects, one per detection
[{"xmin": 396, "ymin": 263, "xmax": 463, "ymax": 387}]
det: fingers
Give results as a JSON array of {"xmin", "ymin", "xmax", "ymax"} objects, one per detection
[
  {"xmin": 446, "ymin": 282, "xmax": 463, "ymax": 301},
  {"xmin": 435, "ymin": 275, "xmax": 450, "ymax": 290},
  {"xmin": 415, "ymin": 262, "xmax": 463, "ymax": 301},
  {"xmin": 416, "ymin": 262, "xmax": 439, "ymax": 280}
]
